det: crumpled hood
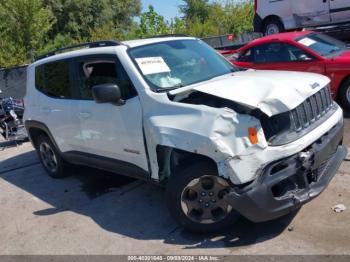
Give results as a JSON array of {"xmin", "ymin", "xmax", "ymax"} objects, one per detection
[{"xmin": 171, "ymin": 70, "xmax": 330, "ymax": 116}]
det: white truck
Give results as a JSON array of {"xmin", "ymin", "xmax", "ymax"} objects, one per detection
[
  {"xmin": 24, "ymin": 36, "xmax": 346, "ymax": 232},
  {"xmin": 254, "ymin": 0, "xmax": 350, "ymax": 35}
]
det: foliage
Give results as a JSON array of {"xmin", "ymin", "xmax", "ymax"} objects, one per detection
[
  {"xmin": 0, "ymin": 0, "xmax": 55, "ymax": 67},
  {"xmin": 181, "ymin": 0, "xmax": 254, "ymax": 37},
  {"xmin": 0, "ymin": 0, "xmax": 254, "ymax": 68},
  {"xmin": 138, "ymin": 5, "xmax": 170, "ymax": 37}
]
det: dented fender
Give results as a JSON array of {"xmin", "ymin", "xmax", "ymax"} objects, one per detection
[{"xmin": 144, "ymin": 104, "xmax": 268, "ymax": 184}]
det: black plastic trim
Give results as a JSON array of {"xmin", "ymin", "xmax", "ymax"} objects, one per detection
[
  {"xmin": 24, "ymin": 120, "xmax": 61, "ymax": 150},
  {"xmin": 330, "ymin": 7, "xmax": 350, "ymax": 14},
  {"xmin": 25, "ymin": 120, "xmax": 151, "ymax": 181},
  {"xmin": 35, "ymin": 40, "xmax": 120, "ymax": 61},
  {"xmin": 62, "ymin": 151, "xmax": 151, "ymax": 181},
  {"xmin": 224, "ymin": 120, "xmax": 346, "ymax": 222}
]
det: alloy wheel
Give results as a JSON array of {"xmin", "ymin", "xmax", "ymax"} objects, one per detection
[
  {"xmin": 39, "ymin": 142, "xmax": 58, "ymax": 173},
  {"xmin": 180, "ymin": 175, "xmax": 232, "ymax": 224}
]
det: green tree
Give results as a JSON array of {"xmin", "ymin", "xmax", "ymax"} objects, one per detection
[
  {"xmin": 138, "ymin": 5, "xmax": 169, "ymax": 37},
  {"xmin": 0, "ymin": 0, "xmax": 55, "ymax": 67},
  {"xmin": 178, "ymin": 0, "xmax": 254, "ymax": 38},
  {"xmin": 179, "ymin": 0, "xmax": 210, "ymax": 24},
  {"xmin": 42, "ymin": 0, "xmax": 141, "ymax": 41},
  {"xmin": 169, "ymin": 17, "xmax": 186, "ymax": 34}
]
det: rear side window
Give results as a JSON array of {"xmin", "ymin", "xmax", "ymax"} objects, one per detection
[{"xmin": 35, "ymin": 60, "xmax": 72, "ymax": 98}]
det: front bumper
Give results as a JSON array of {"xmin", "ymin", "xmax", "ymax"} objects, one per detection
[{"xmin": 224, "ymin": 121, "xmax": 347, "ymax": 222}]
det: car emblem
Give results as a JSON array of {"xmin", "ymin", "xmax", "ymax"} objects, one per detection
[{"xmin": 310, "ymin": 82, "xmax": 320, "ymax": 89}]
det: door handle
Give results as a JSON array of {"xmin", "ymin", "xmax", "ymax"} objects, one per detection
[{"xmin": 78, "ymin": 112, "xmax": 91, "ymax": 119}]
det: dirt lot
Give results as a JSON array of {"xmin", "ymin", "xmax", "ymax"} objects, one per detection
[{"xmin": 0, "ymin": 118, "xmax": 349, "ymax": 255}]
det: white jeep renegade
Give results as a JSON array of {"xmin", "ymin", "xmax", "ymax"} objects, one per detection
[{"xmin": 24, "ymin": 36, "xmax": 346, "ymax": 232}]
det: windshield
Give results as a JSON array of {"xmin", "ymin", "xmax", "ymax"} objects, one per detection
[
  {"xmin": 296, "ymin": 33, "xmax": 347, "ymax": 58},
  {"xmin": 128, "ymin": 39, "xmax": 237, "ymax": 92}
]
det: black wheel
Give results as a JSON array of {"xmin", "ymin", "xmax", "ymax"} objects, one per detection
[
  {"xmin": 338, "ymin": 78, "xmax": 350, "ymax": 109},
  {"xmin": 263, "ymin": 18, "xmax": 284, "ymax": 35},
  {"xmin": 35, "ymin": 135, "xmax": 71, "ymax": 178},
  {"xmin": 166, "ymin": 162, "xmax": 239, "ymax": 233}
]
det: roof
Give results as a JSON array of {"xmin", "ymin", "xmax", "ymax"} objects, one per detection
[
  {"xmin": 122, "ymin": 36, "xmax": 196, "ymax": 48},
  {"xmin": 31, "ymin": 36, "xmax": 197, "ymax": 66},
  {"xmin": 248, "ymin": 30, "xmax": 312, "ymax": 45}
]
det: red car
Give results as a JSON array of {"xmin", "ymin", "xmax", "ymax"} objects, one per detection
[{"xmin": 225, "ymin": 31, "xmax": 350, "ymax": 108}]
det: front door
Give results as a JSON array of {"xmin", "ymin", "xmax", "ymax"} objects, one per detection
[
  {"xmin": 330, "ymin": 0, "xmax": 350, "ymax": 23},
  {"xmin": 234, "ymin": 42, "xmax": 326, "ymax": 75},
  {"xmin": 73, "ymin": 55, "xmax": 149, "ymax": 173}
]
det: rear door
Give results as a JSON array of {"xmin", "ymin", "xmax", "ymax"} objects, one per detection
[
  {"xmin": 35, "ymin": 59, "xmax": 82, "ymax": 153},
  {"xmin": 234, "ymin": 42, "xmax": 326, "ymax": 75},
  {"xmin": 330, "ymin": 0, "xmax": 350, "ymax": 23}
]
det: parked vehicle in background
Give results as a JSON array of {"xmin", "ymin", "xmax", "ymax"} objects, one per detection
[
  {"xmin": 225, "ymin": 31, "xmax": 350, "ymax": 108},
  {"xmin": 254, "ymin": 0, "xmax": 350, "ymax": 35},
  {"xmin": 0, "ymin": 90, "xmax": 26, "ymax": 140},
  {"xmin": 24, "ymin": 37, "xmax": 346, "ymax": 233}
]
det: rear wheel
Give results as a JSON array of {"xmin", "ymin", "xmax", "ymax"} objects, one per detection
[
  {"xmin": 338, "ymin": 78, "xmax": 350, "ymax": 109},
  {"xmin": 166, "ymin": 162, "xmax": 239, "ymax": 233},
  {"xmin": 263, "ymin": 18, "xmax": 284, "ymax": 35},
  {"xmin": 36, "ymin": 135, "xmax": 71, "ymax": 178}
]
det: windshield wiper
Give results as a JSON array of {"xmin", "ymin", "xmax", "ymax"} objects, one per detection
[{"xmin": 155, "ymin": 84, "xmax": 185, "ymax": 92}]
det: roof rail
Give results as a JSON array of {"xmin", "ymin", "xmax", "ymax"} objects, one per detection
[
  {"xmin": 35, "ymin": 40, "xmax": 120, "ymax": 61},
  {"xmin": 144, "ymin": 34, "xmax": 191, "ymax": 39}
]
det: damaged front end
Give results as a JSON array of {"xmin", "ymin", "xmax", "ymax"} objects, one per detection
[
  {"xmin": 224, "ymin": 121, "xmax": 347, "ymax": 222},
  {"xmin": 143, "ymin": 70, "xmax": 345, "ymax": 222}
]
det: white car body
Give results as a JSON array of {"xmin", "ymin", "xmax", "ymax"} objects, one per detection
[
  {"xmin": 24, "ymin": 36, "xmax": 343, "ymax": 184},
  {"xmin": 24, "ymin": 36, "xmax": 346, "ymax": 228},
  {"xmin": 255, "ymin": 0, "xmax": 350, "ymax": 34}
]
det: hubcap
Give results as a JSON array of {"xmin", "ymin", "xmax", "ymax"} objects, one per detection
[
  {"xmin": 346, "ymin": 85, "xmax": 350, "ymax": 103},
  {"xmin": 181, "ymin": 175, "xmax": 232, "ymax": 224},
  {"xmin": 265, "ymin": 23, "xmax": 280, "ymax": 35},
  {"xmin": 39, "ymin": 142, "xmax": 58, "ymax": 173}
]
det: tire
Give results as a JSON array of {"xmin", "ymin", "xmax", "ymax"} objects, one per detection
[
  {"xmin": 35, "ymin": 135, "xmax": 71, "ymax": 178},
  {"xmin": 166, "ymin": 161, "xmax": 239, "ymax": 233},
  {"xmin": 338, "ymin": 78, "xmax": 350, "ymax": 109},
  {"xmin": 263, "ymin": 18, "xmax": 284, "ymax": 35}
]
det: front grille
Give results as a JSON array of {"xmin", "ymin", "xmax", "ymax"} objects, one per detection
[{"xmin": 290, "ymin": 85, "xmax": 333, "ymax": 132}]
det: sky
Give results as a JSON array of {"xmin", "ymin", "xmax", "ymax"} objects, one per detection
[{"xmin": 141, "ymin": 0, "xmax": 183, "ymax": 21}]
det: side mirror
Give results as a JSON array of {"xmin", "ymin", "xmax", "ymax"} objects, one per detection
[{"xmin": 92, "ymin": 84, "xmax": 125, "ymax": 105}]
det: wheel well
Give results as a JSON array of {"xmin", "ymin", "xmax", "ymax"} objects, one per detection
[
  {"xmin": 27, "ymin": 127, "xmax": 47, "ymax": 149},
  {"xmin": 336, "ymin": 75, "xmax": 350, "ymax": 99},
  {"xmin": 156, "ymin": 145, "xmax": 217, "ymax": 181},
  {"xmin": 262, "ymin": 15, "xmax": 283, "ymax": 28}
]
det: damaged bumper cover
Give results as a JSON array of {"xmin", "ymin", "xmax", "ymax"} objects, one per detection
[{"xmin": 224, "ymin": 121, "xmax": 346, "ymax": 222}]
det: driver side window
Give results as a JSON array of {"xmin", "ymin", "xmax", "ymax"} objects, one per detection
[
  {"xmin": 237, "ymin": 49, "xmax": 253, "ymax": 62},
  {"xmin": 76, "ymin": 56, "xmax": 137, "ymax": 100},
  {"xmin": 252, "ymin": 43, "xmax": 314, "ymax": 63}
]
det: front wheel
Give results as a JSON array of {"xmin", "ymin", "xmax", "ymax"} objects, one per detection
[
  {"xmin": 338, "ymin": 78, "xmax": 350, "ymax": 109},
  {"xmin": 166, "ymin": 162, "xmax": 239, "ymax": 233}
]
